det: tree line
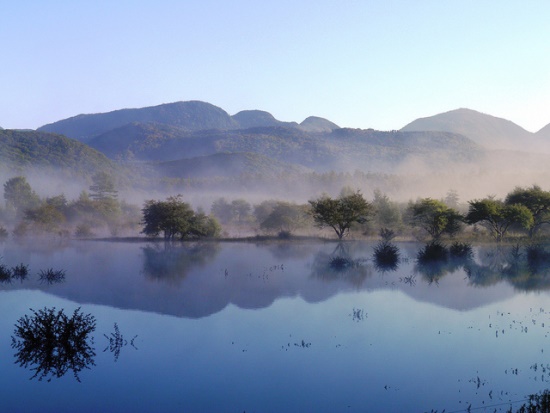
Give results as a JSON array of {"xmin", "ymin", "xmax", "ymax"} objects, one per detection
[{"xmin": 2, "ymin": 174, "xmax": 550, "ymax": 243}]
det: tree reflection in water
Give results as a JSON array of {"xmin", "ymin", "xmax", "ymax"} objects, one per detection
[
  {"xmin": 142, "ymin": 242, "xmax": 220, "ymax": 282},
  {"xmin": 11, "ymin": 307, "xmax": 96, "ymax": 382},
  {"xmin": 311, "ymin": 242, "xmax": 372, "ymax": 287}
]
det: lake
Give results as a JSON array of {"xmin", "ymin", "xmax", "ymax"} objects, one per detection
[{"xmin": 0, "ymin": 239, "xmax": 548, "ymax": 412}]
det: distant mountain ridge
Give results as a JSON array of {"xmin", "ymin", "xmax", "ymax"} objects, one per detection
[
  {"xmin": 401, "ymin": 108, "xmax": 544, "ymax": 151},
  {"xmin": 38, "ymin": 100, "xmax": 339, "ymax": 142}
]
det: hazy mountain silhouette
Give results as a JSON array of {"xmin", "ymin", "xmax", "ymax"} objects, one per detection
[
  {"xmin": 401, "ymin": 108, "xmax": 537, "ymax": 150},
  {"xmin": 38, "ymin": 101, "xmax": 239, "ymax": 141},
  {"xmin": 299, "ymin": 116, "xmax": 339, "ymax": 132},
  {"xmin": 232, "ymin": 110, "xmax": 298, "ymax": 129}
]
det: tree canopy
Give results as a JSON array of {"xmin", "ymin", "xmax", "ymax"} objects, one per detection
[
  {"xmin": 505, "ymin": 185, "xmax": 550, "ymax": 238},
  {"xmin": 142, "ymin": 195, "xmax": 220, "ymax": 240},
  {"xmin": 309, "ymin": 190, "xmax": 373, "ymax": 239},
  {"xmin": 466, "ymin": 198, "xmax": 533, "ymax": 242},
  {"xmin": 407, "ymin": 198, "xmax": 462, "ymax": 239}
]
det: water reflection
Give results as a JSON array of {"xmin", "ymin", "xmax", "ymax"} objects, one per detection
[
  {"xmin": 142, "ymin": 242, "xmax": 220, "ymax": 282},
  {"xmin": 11, "ymin": 307, "xmax": 96, "ymax": 382},
  {"xmin": 310, "ymin": 242, "xmax": 372, "ymax": 287},
  {"xmin": 103, "ymin": 323, "xmax": 138, "ymax": 362},
  {"xmin": 38, "ymin": 268, "xmax": 66, "ymax": 284}
]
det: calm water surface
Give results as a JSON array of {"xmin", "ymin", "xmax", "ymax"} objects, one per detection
[{"xmin": 0, "ymin": 239, "xmax": 549, "ymax": 412}]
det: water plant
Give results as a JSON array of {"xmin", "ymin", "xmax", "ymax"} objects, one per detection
[
  {"xmin": 11, "ymin": 307, "xmax": 96, "ymax": 381},
  {"xmin": 449, "ymin": 241, "xmax": 473, "ymax": 260},
  {"xmin": 0, "ymin": 263, "xmax": 12, "ymax": 283},
  {"xmin": 417, "ymin": 241, "xmax": 448, "ymax": 263},
  {"xmin": 373, "ymin": 241, "xmax": 400, "ymax": 271},
  {"xmin": 38, "ymin": 268, "xmax": 66, "ymax": 284},
  {"xmin": 329, "ymin": 256, "xmax": 353, "ymax": 270},
  {"xmin": 11, "ymin": 263, "xmax": 29, "ymax": 282}
]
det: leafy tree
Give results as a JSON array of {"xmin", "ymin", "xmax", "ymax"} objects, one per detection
[
  {"xmin": 89, "ymin": 172, "xmax": 118, "ymax": 201},
  {"xmin": 466, "ymin": 198, "xmax": 533, "ymax": 242},
  {"xmin": 505, "ymin": 185, "xmax": 550, "ymax": 238},
  {"xmin": 407, "ymin": 198, "xmax": 462, "ymax": 239},
  {"xmin": 3, "ymin": 176, "xmax": 40, "ymax": 216},
  {"xmin": 309, "ymin": 190, "xmax": 374, "ymax": 239},
  {"xmin": 260, "ymin": 202, "xmax": 310, "ymax": 234},
  {"xmin": 25, "ymin": 204, "xmax": 66, "ymax": 234},
  {"xmin": 142, "ymin": 195, "xmax": 219, "ymax": 240}
]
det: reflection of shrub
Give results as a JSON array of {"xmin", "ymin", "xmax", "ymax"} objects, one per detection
[
  {"xmin": 0, "ymin": 264, "xmax": 12, "ymax": 283},
  {"xmin": 11, "ymin": 307, "xmax": 96, "ymax": 381},
  {"xmin": 12, "ymin": 263, "xmax": 29, "ymax": 281},
  {"xmin": 373, "ymin": 241, "xmax": 399, "ymax": 269},
  {"xmin": 329, "ymin": 256, "xmax": 353, "ymax": 270},
  {"xmin": 38, "ymin": 268, "xmax": 66, "ymax": 284},
  {"xmin": 525, "ymin": 245, "xmax": 550, "ymax": 273},
  {"xmin": 449, "ymin": 242, "xmax": 473, "ymax": 260},
  {"xmin": 0, "ymin": 226, "xmax": 8, "ymax": 239},
  {"xmin": 417, "ymin": 241, "xmax": 448, "ymax": 263},
  {"xmin": 505, "ymin": 389, "xmax": 550, "ymax": 413}
]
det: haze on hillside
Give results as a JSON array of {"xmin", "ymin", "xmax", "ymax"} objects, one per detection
[{"xmin": 1, "ymin": 101, "xmax": 549, "ymax": 214}]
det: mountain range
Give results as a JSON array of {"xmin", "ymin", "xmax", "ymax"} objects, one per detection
[{"xmin": 1, "ymin": 101, "xmax": 549, "ymax": 192}]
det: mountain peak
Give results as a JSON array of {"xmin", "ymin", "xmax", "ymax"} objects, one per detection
[
  {"xmin": 401, "ymin": 108, "xmax": 533, "ymax": 150},
  {"xmin": 299, "ymin": 116, "xmax": 339, "ymax": 133}
]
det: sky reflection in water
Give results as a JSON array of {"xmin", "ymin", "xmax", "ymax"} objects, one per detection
[{"xmin": 0, "ymin": 240, "xmax": 549, "ymax": 413}]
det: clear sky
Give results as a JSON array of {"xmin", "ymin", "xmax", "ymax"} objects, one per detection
[{"xmin": 2, "ymin": 0, "xmax": 549, "ymax": 132}]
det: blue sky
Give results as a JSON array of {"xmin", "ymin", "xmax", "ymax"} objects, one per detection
[{"xmin": 2, "ymin": 1, "xmax": 549, "ymax": 132}]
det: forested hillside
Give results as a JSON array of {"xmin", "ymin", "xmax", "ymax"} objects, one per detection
[{"xmin": 0, "ymin": 129, "xmax": 116, "ymax": 176}]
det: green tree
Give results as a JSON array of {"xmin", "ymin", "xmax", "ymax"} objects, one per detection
[
  {"xmin": 309, "ymin": 190, "xmax": 374, "ymax": 239},
  {"xmin": 505, "ymin": 185, "xmax": 550, "ymax": 238},
  {"xmin": 3, "ymin": 176, "xmax": 40, "ymax": 216},
  {"xmin": 407, "ymin": 198, "xmax": 462, "ymax": 239},
  {"xmin": 25, "ymin": 203, "xmax": 66, "ymax": 234},
  {"xmin": 142, "ymin": 195, "xmax": 219, "ymax": 240},
  {"xmin": 465, "ymin": 198, "xmax": 533, "ymax": 242}
]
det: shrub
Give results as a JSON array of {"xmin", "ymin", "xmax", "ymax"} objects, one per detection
[
  {"xmin": 12, "ymin": 263, "xmax": 29, "ymax": 281},
  {"xmin": 373, "ymin": 241, "xmax": 400, "ymax": 269},
  {"xmin": 417, "ymin": 241, "xmax": 448, "ymax": 263},
  {"xmin": 38, "ymin": 268, "xmax": 66, "ymax": 284},
  {"xmin": 329, "ymin": 256, "xmax": 353, "ymax": 271},
  {"xmin": 0, "ymin": 264, "xmax": 12, "ymax": 283},
  {"xmin": 449, "ymin": 242, "xmax": 473, "ymax": 260}
]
